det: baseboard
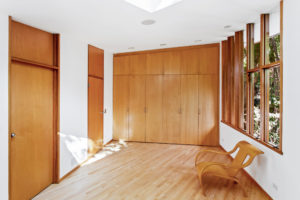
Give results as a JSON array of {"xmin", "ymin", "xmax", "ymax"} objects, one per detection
[
  {"xmin": 58, "ymin": 140, "xmax": 114, "ymax": 183},
  {"xmin": 219, "ymin": 145, "xmax": 273, "ymax": 200}
]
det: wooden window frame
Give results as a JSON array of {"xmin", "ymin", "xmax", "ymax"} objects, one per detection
[{"xmin": 222, "ymin": 1, "xmax": 283, "ymax": 154}]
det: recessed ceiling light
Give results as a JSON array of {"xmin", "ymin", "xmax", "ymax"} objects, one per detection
[
  {"xmin": 141, "ymin": 19, "xmax": 156, "ymax": 25},
  {"xmin": 125, "ymin": 0, "xmax": 183, "ymax": 13},
  {"xmin": 195, "ymin": 40, "xmax": 202, "ymax": 43},
  {"xmin": 160, "ymin": 44, "xmax": 167, "ymax": 47},
  {"xmin": 224, "ymin": 25, "xmax": 232, "ymax": 29},
  {"xmin": 128, "ymin": 47, "xmax": 135, "ymax": 50}
]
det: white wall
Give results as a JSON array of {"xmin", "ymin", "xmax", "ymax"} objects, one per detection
[
  {"xmin": 103, "ymin": 51, "xmax": 114, "ymax": 144},
  {"xmin": 220, "ymin": 1, "xmax": 300, "ymax": 199},
  {"xmin": 0, "ymin": 12, "xmax": 9, "ymax": 200},
  {"xmin": 59, "ymin": 35, "xmax": 114, "ymax": 177}
]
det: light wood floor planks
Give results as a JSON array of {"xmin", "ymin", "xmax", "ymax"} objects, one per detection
[{"xmin": 34, "ymin": 141, "xmax": 270, "ymax": 200}]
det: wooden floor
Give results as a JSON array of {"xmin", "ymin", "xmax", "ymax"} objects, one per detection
[{"xmin": 34, "ymin": 141, "xmax": 270, "ymax": 200}]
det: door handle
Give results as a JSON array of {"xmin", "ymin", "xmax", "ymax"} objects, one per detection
[
  {"xmin": 100, "ymin": 109, "xmax": 107, "ymax": 114},
  {"xmin": 11, "ymin": 133, "xmax": 16, "ymax": 138}
]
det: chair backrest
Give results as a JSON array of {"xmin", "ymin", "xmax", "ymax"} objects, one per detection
[{"xmin": 228, "ymin": 141, "xmax": 264, "ymax": 175}]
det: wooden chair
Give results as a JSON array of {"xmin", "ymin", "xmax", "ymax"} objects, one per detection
[{"xmin": 195, "ymin": 141, "xmax": 264, "ymax": 196}]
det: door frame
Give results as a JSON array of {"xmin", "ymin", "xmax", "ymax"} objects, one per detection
[{"xmin": 8, "ymin": 16, "xmax": 60, "ymax": 199}]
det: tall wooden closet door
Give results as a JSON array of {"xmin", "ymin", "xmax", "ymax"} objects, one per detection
[
  {"xmin": 146, "ymin": 75, "xmax": 163, "ymax": 142},
  {"xmin": 88, "ymin": 77, "xmax": 103, "ymax": 154},
  {"xmin": 163, "ymin": 75, "xmax": 181, "ymax": 143},
  {"xmin": 181, "ymin": 75, "xmax": 199, "ymax": 145},
  {"xmin": 129, "ymin": 76, "xmax": 146, "ymax": 141},
  {"xmin": 113, "ymin": 76, "xmax": 129, "ymax": 141},
  {"xmin": 198, "ymin": 75, "xmax": 219, "ymax": 146}
]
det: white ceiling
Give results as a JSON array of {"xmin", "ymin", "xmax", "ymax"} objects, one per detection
[{"xmin": 0, "ymin": 0, "xmax": 280, "ymax": 53}]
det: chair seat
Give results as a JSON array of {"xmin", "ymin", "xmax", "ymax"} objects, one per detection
[{"xmin": 196, "ymin": 162, "xmax": 231, "ymax": 180}]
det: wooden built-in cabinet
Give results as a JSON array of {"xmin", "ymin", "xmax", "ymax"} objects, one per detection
[{"xmin": 113, "ymin": 44, "xmax": 219, "ymax": 146}]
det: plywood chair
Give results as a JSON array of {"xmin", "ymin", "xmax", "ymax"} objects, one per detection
[{"xmin": 195, "ymin": 141, "xmax": 264, "ymax": 196}]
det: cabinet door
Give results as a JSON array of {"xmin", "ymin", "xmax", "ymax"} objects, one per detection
[
  {"xmin": 114, "ymin": 56, "xmax": 130, "ymax": 75},
  {"xmin": 146, "ymin": 75, "xmax": 163, "ymax": 142},
  {"xmin": 198, "ymin": 46, "xmax": 219, "ymax": 75},
  {"xmin": 113, "ymin": 76, "xmax": 129, "ymax": 140},
  {"xmin": 88, "ymin": 77, "xmax": 103, "ymax": 154},
  {"xmin": 146, "ymin": 53, "xmax": 164, "ymax": 74},
  {"xmin": 130, "ymin": 54, "xmax": 147, "ymax": 75},
  {"xmin": 129, "ymin": 75, "xmax": 146, "ymax": 141},
  {"xmin": 181, "ymin": 75, "xmax": 199, "ymax": 145},
  {"xmin": 198, "ymin": 75, "xmax": 219, "ymax": 146},
  {"xmin": 163, "ymin": 51, "xmax": 181, "ymax": 75},
  {"xmin": 181, "ymin": 49, "xmax": 200, "ymax": 74},
  {"xmin": 88, "ymin": 45, "xmax": 104, "ymax": 78},
  {"xmin": 163, "ymin": 75, "xmax": 181, "ymax": 143}
]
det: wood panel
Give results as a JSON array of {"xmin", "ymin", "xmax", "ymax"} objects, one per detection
[
  {"xmin": 88, "ymin": 77, "xmax": 103, "ymax": 154},
  {"xmin": 181, "ymin": 49, "xmax": 200, "ymax": 74},
  {"xmin": 129, "ymin": 76, "xmax": 146, "ymax": 142},
  {"xmin": 10, "ymin": 62, "xmax": 54, "ymax": 200},
  {"xmin": 163, "ymin": 75, "xmax": 181, "ymax": 143},
  {"xmin": 163, "ymin": 51, "xmax": 181, "ymax": 74},
  {"xmin": 11, "ymin": 20, "xmax": 54, "ymax": 65},
  {"xmin": 198, "ymin": 46, "xmax": 219, "ymax": 74},
  {"xmin": 146, "ymin": 52, "xmax": 164, "ymax": 74},
  {"xmin": 130, "ymin": 54, "xmax": 147, "ymax": 74},
  {"xmin": 146, "ymin": 75, "xmax": 163, "ymax": 142},
  {"xmin": 88, "ymin": 45, "xmax": 104, "ymax": 78},
  {"xmin": 114, "ymin": 56, "xmax": 130, "ymax": 75},
  {"xmin": 113, "ymin": 76, "xmax": 129, "ymax": 141},
  {"xmin": 180, "ymin": 75, "xmax": 199, "ymax": 145},
  {"xmin": 221, "ymin": 40, "xmax": 228, "ymax": 122},
  {"xmin": 198, "ymin": 75, "xmax": 219, "ymax": 146}
]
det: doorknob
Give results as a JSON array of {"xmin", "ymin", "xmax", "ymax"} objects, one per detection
[
  {"xmin": 11, "ymin": 133, "xmax": 16, "ymax": 138},
  {"xmin": 100, "ymin": 109, "xmax": 107, "ymax": 114}
]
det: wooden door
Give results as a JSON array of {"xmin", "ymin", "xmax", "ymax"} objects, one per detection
[
  {"xmin": 181, "ymin": 49, "xmax": 200, "ymax": 74},
  {"xmin": 10, "ymin": 63, "xmax": 54, "ymax": 200},
  {"xmin": 88, "ymin": 45, "xmax": 104, "ymax": 154},
  {"xmin": 198, "ymin": 46, "xmax": 219, "ymax": 75},
  {"xmin": 113, "ymin": 76, "xmax": 129, "ymax": 141},
  {"xmin": 181, "ymin": 75, "xmax": 199, "ymax": 145},
  {"xmin": 88, "ymin": 77, "xmax": 104, "ymax": 154},
  {"xmin": 146, "ymin": 75, "xmax": 163, "ymax": 142},
  {"xmin": 129, "ymin": 75, "xmax": 146, "ymax": 142},
  {"xmin": 163, "ymin": 75, "xmax": 181, "ymax": 143},
  {"xmin": 198, "ymin": 75, "xmax": 219, "ymax": 146}
]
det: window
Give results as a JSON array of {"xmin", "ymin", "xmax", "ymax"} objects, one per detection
[{"xmin": 221, "ymin": 2, "xmax": 282, "ymax": 153}]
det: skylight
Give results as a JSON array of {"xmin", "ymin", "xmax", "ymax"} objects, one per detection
[{"xmin": 125, "ymin": 0, "xmax": 183, "ymax": 13}]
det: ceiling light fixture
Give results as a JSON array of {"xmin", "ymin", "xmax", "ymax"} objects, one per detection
[
  {"xmin": 141, "ymin": 19, "xmax": 156, "ymax": 25},
  {"xmin": 125, "ymin": 0, "xmax": 183, "ymax": 13},
  {"xmin": 160, "ymin": 44, "xmax": 167, "ymax": 46},
  {"xmin": 224, "ymin": 25, "xmax": 232, "ymax": 29},
  {"xmin": 128, "ymin": 47, "xmax": 135, "ymax": 50}
]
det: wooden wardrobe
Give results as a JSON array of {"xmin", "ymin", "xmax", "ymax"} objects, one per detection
[{"xmin": 113, "ymin": 44, "xmax": 219, "ymax": 146}]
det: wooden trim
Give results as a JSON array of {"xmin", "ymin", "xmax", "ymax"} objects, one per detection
[
  {"xmin": 11, "ymin": 56, "xmax": 59, "ymax": 70},
  {"xmin": 247, "ymin": 68, "xmax": 260, "ymax": 73},
  {"xmin": 261, "ymin": 61, "xmax": 280, "ymax": 69},
  {"xmin": 219, "ymin": 145, "xmax": 273, "ymax": 200},
  {"xmin": 88, "ymin": 74, "xmax": 104, "ymax": 80},
  {"xmin": 8, "ymin": 15, "xmax": 12, "ymax": 200},
  {"xmin": 114, "ymin": 43, "xmax": 220, "ymax": 57},
  {"xmin": 221, "ymin": 121, "xmax": 283, "ymax": 155},
  {"xmin": 279, "ymin": 0, "xmax": 283, "ymax": 152}
]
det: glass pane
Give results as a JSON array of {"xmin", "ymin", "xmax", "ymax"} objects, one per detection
[
  {"xmin": 254, "ymin": 21, "xmax": 261, "ymax": 68},
  {"xmin": 267, "ymin": 5, "xmax": 281, "ymax": 64},
  {"xmin": 242, "ymin": 31, "xmax": 247, "ymax": 130},
  {"xmin": 265, "ymin": 67, "xmax": 280, "ymax": 147},
  {"xmin": 250, "ymin": 72, "xmax": 261, "ymax": 138}
]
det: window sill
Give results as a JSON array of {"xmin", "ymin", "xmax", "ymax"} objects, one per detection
[{"xmin": 221, "ymin": 121, "xmax": 283, "ymax": 155}]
